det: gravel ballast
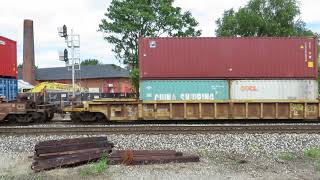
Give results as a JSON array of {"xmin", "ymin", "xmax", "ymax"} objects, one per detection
[
  {"xmin": 1, "ymin": 133, "xmax": 320, "ymax": 156},
  {"xmin": 1, "ymin": 133, "xmax": 320, "ymax": 179}
]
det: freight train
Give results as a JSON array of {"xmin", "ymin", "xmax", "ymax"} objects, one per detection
[
  {"xmin": 1, "ymin": 36, "xmax": 319, "ymax": 123},
  {"xmin": 65, "ymin": 99, "xmax": 320, "ymax": 121},
  {"xmin": 0, "ymin": 91, "xmax": 135, "ymax": 123},
  {"xmin": 0, "ymin": 36, "xmax": 56, "ymax": 123},
  {"xmin": 0, "ymin": 92, "xmax": 56, "ymax": 123},
  {"xmin": 65, "ymin": 37, "xmax": 320, "ymax": 122}
]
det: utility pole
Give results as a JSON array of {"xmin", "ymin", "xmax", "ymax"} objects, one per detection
[
  {"xmin": 58, "ymin": 25, "xmax": 81, "ymax": 105},
  {"xmin": 70, "ymin": 29, "xmax": 75, "ymax": 98}
]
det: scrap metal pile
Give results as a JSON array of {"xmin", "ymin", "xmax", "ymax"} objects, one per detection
[
  {"xmin": 31, "ymin": 137, "xmax": 114, "ymax": 172},
  {"xmin": 109, "ymin": 150, "xmax": 199, "ymax": 166},
  {"xmin": 31, "ymin": 137, "xmax": 200, "ymax": 172}
]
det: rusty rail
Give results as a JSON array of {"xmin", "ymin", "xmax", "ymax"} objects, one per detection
[
  {"xmin": 31, "ymin": 137, "xmax": 199, "ymax": 172},
  {"xmin": 1, "ymin": 124, "xmax": 320, "ymax": 135},
  {"xmin": 32, "ymin": 137, "xmax": 114, "ymax": 172}
]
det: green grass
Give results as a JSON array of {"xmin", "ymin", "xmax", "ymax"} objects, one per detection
[
  {"xmin": 315, "ymin": 160, "xmax": 320, "ymax": 173},
  {"xmin": 303, "ymin": 148, "xmax": 320, "ymax": 174},
  {"xmin": 80, "ymin": 155, "xmax": 108, "ymax": 177},
  {"xmin": 277, "ymin": 152, "xmax": 296, "ymax": 161},
  {"xmin": 304, "ymin": 148, "xmax": 320, "ymax": 159},
  {"xmin": 0, "ymin": 173, "xmax": 46, "ymax": 180}
]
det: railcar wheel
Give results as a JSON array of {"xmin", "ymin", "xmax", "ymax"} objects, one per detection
[
  {"xmin": 4, "ymin": 115, "xmax": 16, "ymax": 124},
  {"xmin": 79, "ymin": 112, "xmax": 97, "ymax": 122},
  {"xmin": 71, "ymin": 112, "xmax": 81, "ymax": 123},
  {"xmin": 15, "ymin": 114, "xmax": 33, "ymax": 123},
  {"xmin": 33, "ymin": 112, "xmax": 46, "ymax": 123},
  {"xmin": 46, "ymin": 112, "xmax": 55, "ymax": 121},
  {"xmin": 96, "ymin": 112, "xmax": 107, "ymax": 122}
]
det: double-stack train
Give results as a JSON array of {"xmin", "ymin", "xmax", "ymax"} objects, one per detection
[{"xmin": 0, "ymin": 36, "xmax": 319, "ymax": 123}]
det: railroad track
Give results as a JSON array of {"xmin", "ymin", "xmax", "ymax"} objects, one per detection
[{"xmin": 1, "ymin": 124, "xmax": 320, "ymax": 135}]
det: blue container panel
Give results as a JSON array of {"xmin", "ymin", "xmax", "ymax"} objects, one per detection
[
  {"xmin": 140, "ymin": 80, "xmax": 229, "ymax": 101},
  {"xmin": 0, "ymin": 78, "xmax": 18, "ymax": 101},
  {"xmin": 0, "ymin": 79, "xmax": 5, "ymax": 99}
]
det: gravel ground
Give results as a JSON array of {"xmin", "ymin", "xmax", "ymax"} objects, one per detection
[
  {"xmin": 1, "ymin": 133, "xmax": 320, "ymax": 179},
  {"xmin": 3, "ymin": 122, "xmax": 320, "ymax": 128},
  {"xmin": 1, "ymin": 134, "xmax": 320, "ymax": 156}
]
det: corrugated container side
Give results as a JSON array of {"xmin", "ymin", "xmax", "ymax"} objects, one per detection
[
  {"xmin": 0, "ymin": 78, "xmax": 18, "ymax": 101},
  {"xmin": 0, "ymin": 36, "xmax": 17, "ymax": 78},
  {"xmin": 139, "ymin": 37, "xmax": 318, "ymax": 79},
  {"xmin": 230, "ymin": 80, "xmax": 318, "ymax": 100},
  {"xmin": 140, "ymin": 80, "xmax": 229, "ymax": 100}
]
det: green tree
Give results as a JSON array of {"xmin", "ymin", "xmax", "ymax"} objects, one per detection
[
  {"xmin": 81, "ymin": 59, "xmax": 101, "ymax": 66},
  {"xmin": 129, "ymin": 68, "xmax": 140, "ymax": 94},
  {"xmin": 99, "ymin": 0, "xmax": 201, "ymax": 69},
  {"xmin": 216, "ymin": 0, "xmax": 315, "ymax": 37},
  {"xmin": 99, "ymin": 0, "xmax": 201, "ymax": 92}
]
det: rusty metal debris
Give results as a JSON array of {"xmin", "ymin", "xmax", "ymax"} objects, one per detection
[
  {"xmin": 35, "ymin": 137, "xmax": 113, "ymax": 156},
  {"xmin": 31, "ymin": 137, "xmax": 200, "ymax": 172},
  {"xmin": 108, "ymin": 150, "xmax": 199, "ymax": 165},
  {"xmin": 32, "ymin": 137, "xmax": 113, "ymax": 172}
]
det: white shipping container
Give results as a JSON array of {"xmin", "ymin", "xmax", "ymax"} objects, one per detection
[{"xmin": 230, "ymin": 80, "xmax": 318, "ymax": 100}]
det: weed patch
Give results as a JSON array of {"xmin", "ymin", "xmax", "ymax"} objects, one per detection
[
  {"xmin": 304, "ymin": 148, "xmax": 320, "ymax": 159},
  {"xmin": 80, "ymin": 155, "xmax": 108, "ymax": 177},
  {"xmin": 315, "ymin": 161, "xmax": 320, "ymax": 173}
]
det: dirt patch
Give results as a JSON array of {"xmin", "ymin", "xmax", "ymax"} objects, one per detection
[
  {"xmin": 0, "ymin": 153, "xmax": 33, "ymax": 177},
  {"xmin": 0, "ymin": 151, "xmax": 319, "ymax": 180}
]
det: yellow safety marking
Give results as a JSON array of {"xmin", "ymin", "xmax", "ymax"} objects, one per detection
[{"xmin": 308, "ymin": 61, "xmax": 314, "ymax": 68}]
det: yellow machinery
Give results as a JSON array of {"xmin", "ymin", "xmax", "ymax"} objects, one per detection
[{"xmin": 30, "ymin": 82, "xmax": 82, "ymax": 93}]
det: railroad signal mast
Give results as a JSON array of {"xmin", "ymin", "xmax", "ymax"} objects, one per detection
[{"xmin": 58, "ymin": 25, "xmax": 81, "ymax": 101}]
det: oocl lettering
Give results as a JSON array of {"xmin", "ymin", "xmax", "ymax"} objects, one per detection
[{"xmin": 240, "ymin": 86, "xmax": 257, "ymax": 91}]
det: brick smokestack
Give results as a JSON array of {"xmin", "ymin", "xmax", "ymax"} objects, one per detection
[{"xmin": 22, "ymin": 19, "xmax": 36, "ymax": 85}]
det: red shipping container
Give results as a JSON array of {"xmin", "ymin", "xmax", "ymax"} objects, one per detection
[
  {"xmin": 0, "ymin": 36, "xmax": 17, "ymax": 79},
  {"xmin": 139, "ymin": 37, "xmax": 318, "ymax": 79}
]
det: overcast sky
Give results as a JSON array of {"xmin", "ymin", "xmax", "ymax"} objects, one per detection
[{"xmin": 1, "ymin": 0, "xmax": 319, "ymax": 68}]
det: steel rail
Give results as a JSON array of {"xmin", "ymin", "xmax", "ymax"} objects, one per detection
[{"xmin": 1, "ymin": 124, "xmax": 320, "ymax": 135}]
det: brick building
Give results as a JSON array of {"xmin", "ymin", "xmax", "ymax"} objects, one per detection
[{"xmin": 18, "ymin": 64, "xmax": 133, "ymax": 93}]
